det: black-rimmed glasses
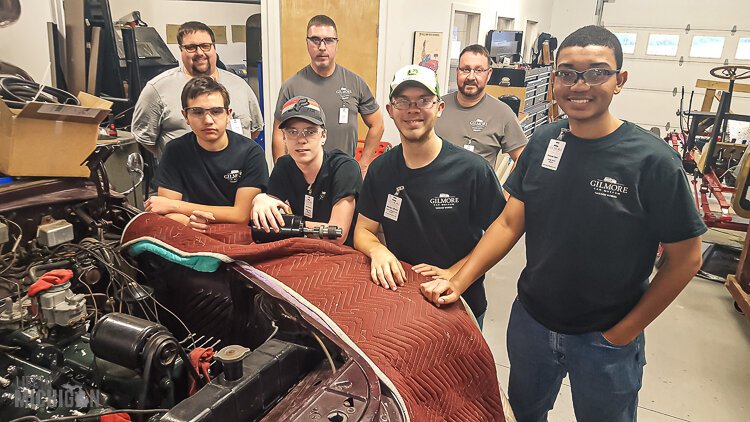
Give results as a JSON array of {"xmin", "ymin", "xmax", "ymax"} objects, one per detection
[
  {"xmin": 553, "ymin": 68, "xmax": 621, "ymax": 86},
  {"xmin": 180, "ymin": 43, "xmax": 214, "ymax": 53},
  {"xmin": 306, "ymin": 36, "xmax": 338, "ymax": 46}
]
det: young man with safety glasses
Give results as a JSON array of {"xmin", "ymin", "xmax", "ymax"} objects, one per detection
[
  {"xmin": 271, "ymin": 15, "xmax": 384, "ymax": 177},
  {"xmin": 251, "ymin": 96, "xmax": 362, "ymax": 246},
  {"xmin": 420, "ymin": 25, "xmax": 706, "ymax": 421},
  {"xmin": 354, "ymin": 65, "xmax": 505, "ymax": 327},
  {"xmin": 132, "ymin": 21, "xmax": 263, "ymax": 158},
  {"xmin": 145, "ymin": 76, "xmax": 268, "ymax": 227}
]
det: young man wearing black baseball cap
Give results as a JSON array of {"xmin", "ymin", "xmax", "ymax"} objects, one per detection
[{"xmin": 251, "ymin": 96, "xmax": 361, "ymax": 245}]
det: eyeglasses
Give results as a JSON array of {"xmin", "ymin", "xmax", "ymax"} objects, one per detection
[
  {"xmin": 180, "ymin": 43, "xmax": 214, "ymax": 53},
  {"xmin": 390, "ymin": 97, "xmax": 438, "ymax": 110},
  {"xmin": 553, "ymin": 68, "xmax": 621, "ymax": 86},
  {"xmin": 306, "ymin": 36, "xmax": 338, "ymax": 46},
  {"xmin": 184, "ymin": 107, "xmax": 227, "ymax": 119},
  {"xmin": 283, "ymin": 127, "xmax": 322, "ymax": 140},
  {"xmin": 458, "ymin": 67, "xmax": 491, "ymax": 76}
]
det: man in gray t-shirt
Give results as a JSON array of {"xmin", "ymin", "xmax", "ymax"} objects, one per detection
[
  {"xmin": 272, "ymin": 15, "xmax": 384, "ymax": 176},
  {"xmin": 132, "ymin": 21, "xmax": 263, "ymax": 158},
  {"xmin": 435, "ymin": 45, "xmax": 527, "ymax": 169}
]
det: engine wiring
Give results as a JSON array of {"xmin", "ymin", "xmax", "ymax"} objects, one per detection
[
  {"xmin": 312, "ymin": 332, "xmax": 337, "ymax": 375},
  {"xmin": 0, "ymin": 217, "xmax": 197, "ymax": 350},
  {"xmin": 8, "ymin": 408, "xmax": 170, "ymax": 422}
]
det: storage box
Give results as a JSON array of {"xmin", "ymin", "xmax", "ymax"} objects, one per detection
[{"xmin": 0, "ymin": 93, "xmax": 112, "ymax": 177}]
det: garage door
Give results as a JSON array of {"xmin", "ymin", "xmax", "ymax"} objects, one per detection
[{"xmin": 599, "ymin": 0, "xmax": 750, "ymax": 138}]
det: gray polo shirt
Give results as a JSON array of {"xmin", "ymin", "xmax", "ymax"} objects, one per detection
[
  {"xmin": 132, "ymin": 67, "xmax": 263, "ymax": 157},
  {"xmin": 274, "ymin": 64, "xmax": 379, "ymax": 156},
  {"xmin": 435, "ymin": 92, "xmax": 527, "ymax": 168}
]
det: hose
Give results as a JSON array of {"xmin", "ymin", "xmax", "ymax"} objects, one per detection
[{"xmin": 0, "ymin": 76, "xmax": 79, "ymax": 109}]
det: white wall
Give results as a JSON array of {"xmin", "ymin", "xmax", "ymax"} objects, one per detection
[
  {"xmin": 548, "ymin": 0, "xmax": 597, "ymax": 42},
  {"xmin": 0, "ymin": 1, "xmax": 56, "ymax": 82},
  {"xmin": 371, "ymin": 0, "xmax": 555, "ymax": 144},
  {"xmin": 109, "ymin": 0, "xmax": 260, "ymax": 66}
]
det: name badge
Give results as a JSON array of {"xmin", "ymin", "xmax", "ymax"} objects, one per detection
[
  {"xmin": 304, "ymin": 194, "xmax": 314, "ymax": 218},
  {"xmin": 541, "ymin": 139, "xmax": 566, "ymax": 171},
  {"xmin": 339, "ymin": 107, "xmax": 349, "ymax": 124},
  {"xmin": 230, "ymin": 118, "xmax": 243, "ymax": 134},
  {"xmin": 384, "ymin": 194, "xmax": 402, "ymax": 221},
  {"xmin": 464, "ymin": 144, "xmax": 475, "ymax": 152}
]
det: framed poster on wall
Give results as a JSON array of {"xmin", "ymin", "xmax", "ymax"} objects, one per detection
[{"xmin": 413, "ymin": 31, "xmax": 443, "ymax": 72}]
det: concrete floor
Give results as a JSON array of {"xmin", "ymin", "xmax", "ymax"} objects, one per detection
[{"xmin": 482, "ymin": 232, "xmax": 750, "ymax": 422}]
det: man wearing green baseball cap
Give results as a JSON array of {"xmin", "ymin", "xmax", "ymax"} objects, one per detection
[{"xmin": 353, "ymin": 64, "xmax": 506, "ymax": 327}]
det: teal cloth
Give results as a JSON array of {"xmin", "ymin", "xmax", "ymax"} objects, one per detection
[{"xmin": 127, "ymin": 240, "xmax": 223, "ymax": 273}]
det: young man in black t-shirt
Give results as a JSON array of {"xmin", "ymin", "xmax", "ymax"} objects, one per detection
[
  {"xmin": 146, "ymin": 76, "xmax": 268, "ymax": 227},
  {"xmin": 354, "ymin": 65, "xmax": 505, "ymax": 326},
  {"xmin": 420, "ymin": 26, "xmax": 706, "ymax": 422},
  {"xmin": 251, "ymin": 96, "xmax": 361, "ymax": 245}
]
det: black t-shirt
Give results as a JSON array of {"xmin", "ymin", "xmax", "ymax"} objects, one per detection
[
  {"xmin": 357, "ymin": 139, "xmax": 506, "ymax": 316},
  {"xmin": 505, "ymin": 120, "xmax": 707, "ymax": 334},
  {"xmin": 268, "ymin": 149, "xmax": 362, "ymax": 246},
  {"xmin": 154, "ymin": 131, "xmax": 268, "ymax": 205}
]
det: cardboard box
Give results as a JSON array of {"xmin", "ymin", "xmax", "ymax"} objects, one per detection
[{"xmin": 0, "ymin": 92, "xmax": 112, "ymax": 177}]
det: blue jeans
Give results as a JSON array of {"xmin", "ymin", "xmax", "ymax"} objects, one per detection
[
  {"xmin": 476, "ymin": 311, "xmax": 485, "ymax": 330},
  {"xmin": 507, "ymin": 298, "xmax": 646, "ymax": 422}
]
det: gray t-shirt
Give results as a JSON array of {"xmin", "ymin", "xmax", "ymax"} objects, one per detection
[
  {"xmin": 132, "ymin": 67, "xmax": 263, "ymax": 157},
  {"xmin": 274, "ymin": 64, "xmax": 379, "ymax": 156},
  {"xmin": 435, "ymin": 92, "xmax": 527, "ymax": 168}
]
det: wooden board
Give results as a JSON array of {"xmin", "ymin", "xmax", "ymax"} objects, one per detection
[
  {"xmin": 726, "ymin": 275, "xmax": 750, "ymax": 320},
  {"xmin": 63, "ymin": 0, "xmax": 86, "ymax": 97},
  {"xmin": 696, "ymin": 79, "xmax": 750, "ymax": 94},
  {"xmin": 280, "ymin": 0, "xmax": 380, "ymax": 139},
  {"xmin": 485, "ymin": 85, "xmax": 527, "ymax": 111}
]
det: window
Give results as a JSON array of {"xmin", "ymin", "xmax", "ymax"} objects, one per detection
[
  {"xmin": 646, "ymin": 34, "xmax": 680, "ymax": 56},
  {"xmin": 690, "ymin": 36, "xmax": 724, "ymax": 58},
  {"xmin": 736, "ymin": 37, "xmax": 750, "ymax": 60},
  {"xmin": 614, "ymin": 32, "xmax": 637, "ymax": 54}
]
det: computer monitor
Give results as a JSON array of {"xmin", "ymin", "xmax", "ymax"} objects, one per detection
[{"xmin": 485, "ymin": 30, "xmax": 523, "ymax": 63}]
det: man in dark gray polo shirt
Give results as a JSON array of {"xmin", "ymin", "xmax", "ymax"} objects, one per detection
[
  {"xmin": 435, "ymin": 44, "xmax": 527, "ymax": 169},
  {"xmin": 272, "ymin": 15, "xmax": 384, "ymax": 176}
]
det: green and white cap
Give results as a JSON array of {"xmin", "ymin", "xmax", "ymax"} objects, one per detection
[{"xmin": 389, "ymin": 65, "xmax": 440, "ymax": 98}]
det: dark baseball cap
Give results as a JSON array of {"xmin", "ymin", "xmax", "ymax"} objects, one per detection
[{"xmin": 279, "ymin": 96, "xmax": 326, "ymax": 128}]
